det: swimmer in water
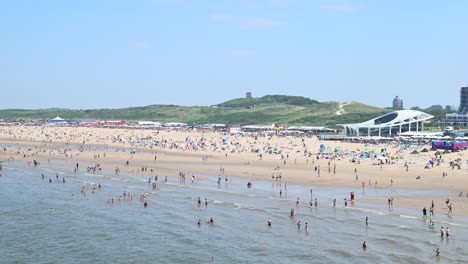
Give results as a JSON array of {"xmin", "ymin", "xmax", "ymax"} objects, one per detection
[
  {"xmin": 435, "ymin": 248, "xmax": 440, "ymax": 256},
  {"xmin": 268, "ymin": 218, "xmax": 272, "ymax": 226},
  {"xmin": 198, "ymin": 219, "xmax": 202, "ymax": 226},
  {"xmin": 363, "ymin": 241, "xmax": 367, "ymax": 249},
  {"xmin": 305, "ymin": 222, "xmax": 308, "ymax": 231},
  {"xmin": 297, "ymin": 221, "xmax": 301, "ymax": 229},
  {"xmin": 208, "ymin": 218, "xmax": 214, "ymax": 224},
  {"xmin": 144, "ymin": 201, "xmax": 148, "ymax": 208},
  {"xmin": 198, "ymin": 197, "xmax": 201, "ymax": 205},
  {"xmin": 365, "ymin": 216, "xmax": 368, "ymax": 226}
]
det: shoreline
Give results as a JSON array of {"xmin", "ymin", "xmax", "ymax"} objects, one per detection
[{"xmin": 4, "ymin": 160, "xmax": 468, "ymax": 226}]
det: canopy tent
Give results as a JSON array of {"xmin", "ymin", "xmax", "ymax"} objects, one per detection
[{"xmin": 47, "ymin": 116, "xmax": 67, "ymax": 123}]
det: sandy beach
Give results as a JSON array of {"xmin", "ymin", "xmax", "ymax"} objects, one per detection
[{"xmin": 1, "ymin": 126, "xmax": 468, "ymax": 217}]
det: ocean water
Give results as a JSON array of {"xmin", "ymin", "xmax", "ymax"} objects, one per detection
[{"xmin": 1, "ymin": 162, "xmax": 467, "ymax": 264}]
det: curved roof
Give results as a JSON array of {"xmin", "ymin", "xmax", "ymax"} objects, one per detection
[{"xmin": 339, "ymin": 110, "xmax": 433, "ymax": 128}]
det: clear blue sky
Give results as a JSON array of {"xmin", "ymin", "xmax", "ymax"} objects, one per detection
[{"xmin": 1, "ymin": 0, "xmax": 467, "ymax": 110}]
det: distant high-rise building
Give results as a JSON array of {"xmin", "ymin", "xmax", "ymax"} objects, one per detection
[
  {"xmin": 459, "ymin": 86, "xmax": 468, "ymax": 114},
  {"xmin": 392, "ymin": 96, "xmax": 403, "ymax": 109},
  {"xmin": 246, "ymin": 92, "xmax": 252, "ymax": 99},
  {"xmin": 445, "ymin": 86, "xmax": 468, "ymax": 128}
]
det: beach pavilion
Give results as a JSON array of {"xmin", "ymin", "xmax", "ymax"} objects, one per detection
[
  {"xmin": 339, "ymin": 110, "xmax": 433, "ymax": 137},
  {"xmin": 47, "ymin": 116, "xmax": 67, "ymax": 124}
]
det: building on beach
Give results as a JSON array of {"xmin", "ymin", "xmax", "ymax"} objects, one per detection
[{"xmin": 339, "ymin": 110, "xmax": 433, "ymax": 137}]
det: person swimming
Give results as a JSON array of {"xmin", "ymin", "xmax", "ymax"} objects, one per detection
[
  {"xmin": 362, "ymin": 241, "xmax": 367, "ymax": 249},
  {"xmin": 198, "ymin": 219, "xmax": 202, "ymax": 226},
  {"xmin": 268, "ymin": 218, "xmax": 272, "ymax": 226},
  {"xmin": 198, "ymin": 197, "xmax": 201, "ymax": 205},
  {"xmin": 144, "ymin": 201, "xmax": 148, "ymax": 208},
  {"xmin": 208, "ymin": 218, "xmax": 214, "ymax": 224},
  {"xmin": 297, "ymin": 221, "xmax": 301, "ymax": 229}
]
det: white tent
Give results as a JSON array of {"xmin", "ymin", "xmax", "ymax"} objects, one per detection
[{"xmin": 48, "ymin": 116, "xmax": 67, "ymax": 123}]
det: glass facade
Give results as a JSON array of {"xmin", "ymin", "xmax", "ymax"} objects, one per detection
[{"xmin": 374, "ymin": 113, "xmax": 398, "ymax": 125}]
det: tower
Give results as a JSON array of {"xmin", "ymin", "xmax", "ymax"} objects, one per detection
[
  {"xmin": 392, "ymin": 96, "xmax": 403, "ymax": 109},
  {"xmin": 459, "ymin": 86, "xmax": 468, "ymax": 114}
]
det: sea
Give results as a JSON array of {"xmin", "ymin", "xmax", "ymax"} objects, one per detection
[{"xmin": 1, "ymin": 162, "xmax": 467, "ymax": 264}]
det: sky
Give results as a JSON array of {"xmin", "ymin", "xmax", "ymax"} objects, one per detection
[{"xmin": 1, "ymin": 0, "xmax": 468, "ymax": 110}]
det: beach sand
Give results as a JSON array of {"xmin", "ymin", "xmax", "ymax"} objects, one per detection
[{"xmin": 1, "ymin": 126, "xmax": 467, "ymax": 217}]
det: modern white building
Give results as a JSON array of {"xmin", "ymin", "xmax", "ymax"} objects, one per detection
[{"xmin": 339, "ymin": 110, "xmax": 433, "ymax": 137}]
